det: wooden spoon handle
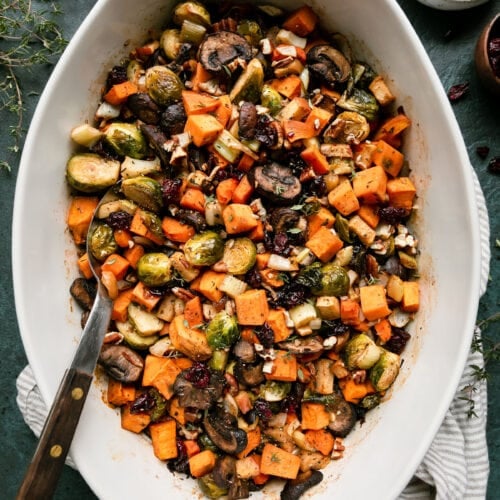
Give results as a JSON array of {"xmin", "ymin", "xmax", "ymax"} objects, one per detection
[{"xmin": 16, "ymin": 368, "xmax": 92, "ymax": 499}]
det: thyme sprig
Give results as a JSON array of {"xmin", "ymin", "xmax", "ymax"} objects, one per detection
[
  {"xmin": 0, "ymin": 0, "xmax": 67, "ymax": 171},
  {"xmin": 461, "ymin": 313, "xmax": 500, "ymax": 418}
]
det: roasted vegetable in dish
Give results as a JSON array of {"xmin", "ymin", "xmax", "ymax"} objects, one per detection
[{"xmin": 66, "ymin": 2, "xmax": 420, "ymax": 498}]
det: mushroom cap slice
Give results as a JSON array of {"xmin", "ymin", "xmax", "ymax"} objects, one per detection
[
  {"xmin": 198, "ymin": 31, "xmax": 252, "ymax": 73},
  {"xmin": 248, "ymin": 162, "xmax": 301, "ymax": 204},
  {"xmin": 99, "ymin": 344, "xmax": 144, "ymax": 383},
  {"xmin": 203, "ymin": 409, "xmax": 248, "ymax": 455},
  {"xmin": 307, "ymin": 44, "xmax": 351, "ymax": 86}
]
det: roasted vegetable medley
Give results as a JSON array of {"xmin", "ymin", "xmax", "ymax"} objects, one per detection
[{"xmin": 66, "ymin": 1, "xmax": 420, "ymax": 498}]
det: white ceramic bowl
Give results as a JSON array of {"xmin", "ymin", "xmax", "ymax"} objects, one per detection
[{"xmin": 12, "ymin": 0, "xmax": 481, "ymax": 498}]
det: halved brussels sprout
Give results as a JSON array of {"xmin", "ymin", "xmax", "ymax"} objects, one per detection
[
  {"xmin": 260, "ymin": 84, "xmax": 282, "ymax": 115},
  {"xmin": 325, "ymin": 111, "xmax": 370, "ymax": 144},
  {"xmin": 344, "ymin": 333, "xmax": 381, "ymax": 370},
  {"xmin": 260, "ymin": 380, "xmax": 291, "ymax": 402},
  {"xmin": 160, "ymin": 28, "xmax": 183, "ymax": 60},
  {"xmin": 145, "ymin": 65, "xmax": 184, "ymax": 106},
  {"xmin": 122, "ymin": 176, "xmax": 163, "ymax": 212},
  {"xmin": 313, "ymin": 263, "xmax": 350, "ymax": 297},
  {"xmin": 336, "ymin": 89, "xmax": 379, "ymax": 122},
  {"xmin": 173, "ymin": 1, "xmax": 211, "ymax": 27},
  {"xmin": 137, "ymin": 252, "xmax": 172, "ymax": 287},
  {"xmin": 184, "ymin": 231, "xmax": 224, "ymax": 266},
  {"xmin": 197, "ymin": 474, "xmax": 228, "ymax": 499},
  {"xmin": 66, "ymin": 153, "xmax": 120, "ymax": 193},
  {"xmin": 222, "ymin": 238, "xmax": 256, "ymax": 275},
  {"xmin": 104, "ymin": 122, "xmax": 148, "ymax": 159},
  {"xmin": 237, "ymin": 20, "xmax": 263, "ymax": 47},
  {"xmin": 89, "ymin": 223, "xmax": 117, "ymax": 261},
  {"xmin": 369, "ymin": 349, "xmax": 401, "ymax": 391},
  {"xmin": 96, "ymin": 198, "xmax": 137, "ymax": 219},
  {"xmin": 205, "ymin": 311, "xmax": 239, "ymax": 350}
]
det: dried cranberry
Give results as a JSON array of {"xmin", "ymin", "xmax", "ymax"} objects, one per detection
[
  {"xmin": 167, "ymin": 439, "xmax": 190, "ymax": 474},
  {"xmin": 185, "ymin": 362, "xmax": 211, "ymax": 389},
  {"xmin": 286, "ymin": 152, "xmax": 308, "ymax": 177},
  {"xmin": 106, "ymin": 65, "xmax": 128, "ymax": 88},
  {"xmin": 447, "ymin": 82, "xmax": 469, "ymax": 102},
  {"xmin": 303, "ymin": 176, "xmax": 327, "ymax": 198},
  {"xmin": 255, "ymin": 323, "xmax": 275, "ymax": 348},
  {"xmin": 162, "ymin": 178, "xmax": 183, "ymax": 206},
  {"xmin": 488, "ymin": 156, "xmax": 500, "ymax": 175},
  {"xmin": 318, "ymin": 319, "xmax": 350, "ymax": 337},
  {"xmin": 385, "ymin": 327, "xmax": 411, "ymax": 354},
  {"xmin": 106, "ymin": 211, "xmax": 133, "ymax": 230},
  {"xmin": 130, "ymin": 392, "xmax": 155, "ymax": 413},
  {"xmin": 245, "ymin": 267, "xmax": 262, "ymax": 289},
  {"xmin": 255, "ymin": 115, "xmax": 278, "ymax": 148},
  {"xmin": 281, "ymin": 394, "xmax": 299, "ymax": 414},
  {"xmin": 476, "ymin": 146, "xmax": 490, "ymax": 159},
  {"xmin": 254, "ymin": 399, "xmax": 273, "ymax": 421},
  {"xmin": 270, "ymin": 282, "xmax": 308, "ymax": 309},
  {"xmin": 376, "ymin": 206, "xmax": 410, "ymax": 225}
]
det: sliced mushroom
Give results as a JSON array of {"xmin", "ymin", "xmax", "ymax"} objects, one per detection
[
  {"xmin": 127, "ymin": 93, "xmax": 161, "ymax": 124},
  {"xmin": 70, "ymin": 278, "xmax": 96, "ymax": 311},
  {"xmin": 249, "ymin": 162, "xmax": 301, "ymax": 204},
  {"xmin": 269, "ymin": 207, "xmax": 302, "ymax": 234},
  {"xmin": 198, "ymin": 31, "xmax": 252, "ymax": 73},
  {"xmin": 238, "ymin": 101, "xmax": 257, "ymax": 140},
  {"xmin": 173, "ymin": 370, "xmax": 224, "ymax": 410},
  {"xmin": 307, "ymin": 45, "xmax": 351, "ymax": 86},
  {"xmin": 160, "ymin": 102, "xmax": 187, "ymax": 136},
  {"xmin": 203, "ymin": 408, "xmax": 248, "ymax": 455},
  {"xmin": 176, "ymin": 209, "xmax": 207, "ymax": 232},
  {"xmin": 233, "ymin": 339, "xmax": 256, "ymax": 363},
  {"xmin": 280, "ymin": 470, "xmax": 323, "ymax": 500},
  {"xmin": 233, "ymin": 360, "xmax": 265, "ymax": 387},
  {"xmin": 139, "ymin": 124, "xmax": 170, "ymax": 167},
  {"xmin": 212, "ymin": 456, "xmax": 237, "ymax": 489},
  {"xmin": 99, "ymin": 344, "xmax": 144, "ymax": 383},
  {"xmin": 279, "ymin": 335, "xmax": 324, "ymax": 355},
  {"xmin": 328, "ymin": 396, "xmax": 357, "ymax": 437}
]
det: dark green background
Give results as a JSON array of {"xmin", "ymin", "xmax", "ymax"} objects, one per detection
[{"xmin": 1, "ymin": 0, "xmax": 498, "ymax": 497}]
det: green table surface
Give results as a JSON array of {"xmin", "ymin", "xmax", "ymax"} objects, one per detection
[{"xmin": 1, "ymin": 1, "xmax": 498, "ymax": 498}]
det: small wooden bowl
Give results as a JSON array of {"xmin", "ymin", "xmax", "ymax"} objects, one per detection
[{"xmin": 475, "ymin": 13, "xmax": 500, "ymax": 96}]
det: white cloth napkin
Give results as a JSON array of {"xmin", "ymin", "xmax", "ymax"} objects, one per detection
[{"xmin": 16, "ymin": 169, "xmax": 491, "ymax": 499}]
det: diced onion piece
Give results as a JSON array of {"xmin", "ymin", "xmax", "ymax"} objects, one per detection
[
  {"xmin": 267, "ymin": 254, "xmax": 299, "ymax": 271},
  {"xmin": 276, "ymin": 29, "xmax": 307, "ymax": 49},
  {"xmin": 96, "ymin": 101, "xmax": 121, "ymax": 119},
  {"xmin": 70, "ymin": 124, "xmax": 103, "ymax": 147}
]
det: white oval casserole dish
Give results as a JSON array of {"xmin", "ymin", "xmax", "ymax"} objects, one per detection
[{"xmin": 12, "ymin": 0, "xmax": 481, "ymax": 498}]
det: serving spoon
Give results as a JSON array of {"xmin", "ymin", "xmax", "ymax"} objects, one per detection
[{"xmin": 16, "ymin": 185, "xmax": 121, "ymax": 499}]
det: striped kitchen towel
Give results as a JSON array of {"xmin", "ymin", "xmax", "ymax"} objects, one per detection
[{"xmin": 16, "ymin": 169, "xmax": 491, "ymax": 498}]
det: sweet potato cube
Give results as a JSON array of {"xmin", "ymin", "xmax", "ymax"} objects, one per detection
[
  {"xmin": 150, "ymin": 420, "xmax": 178, "ymax": 460},
  {"xmin": 121, "ymin": 403, "xmax": 151, "ymax": 433},
  {"xmin": 300, "ymin": 402, "xmax": 330, "ymax": 430},
  {"xmin": 235, "ymin": 289, "xmax": 269, "ymax": 325},
  {"xmin": 272, "ymin": 76, "xmax": 303, "ymax": 100},
  {"xmin": 386, "ymin": 177, "xmax": 416, "ymax": 210},
  {"xmin": 300, "ymin": 146, "xmax": 330, "ymax": 175},
  {"xmin": 357, "ymin": 204, "xmax": 380, "ymax": 229},
  {"xmin": 352, "ymin": 165, "xmax": 388, "ymax": 204},
  {"xmin": 401, "ymin": 281, "xmax": 420, "ymax": 312},
  {"xmin": 305, "ymin": 429, "xmax": 335, "ymax": 456},
  {"xmin": 111, "ymin": 288, "xmax": 134, "ymax": 322},
  {"xmin": 182, "ymin": 90, "xmax": 221, "ymax": 115},
  {"xmin": 169, "ymin": 397, "xmax": 186, "ymax": 425},
  {"xmin": 307, "ymin": 207, "xmax": 335, "ymax": 238},
  {"xmin": 372, "ymin": 140, "xmax": 404, "ymax": 177},
  {"xmin": 67, "ymin": 196, "xmax": 99, "ymax": 245},
  {"xmin": 260, "ymin": 443, "xmax": 301, "ymax": 479},
  {"xmin": 282, "ymin": 5, "xmax": 318, "ymax": 37},
  {"xmin": 199, "ymin": 270, "xmax": 226, "ymax": 302},
  {"xmin": 340, "ymin": 298, "xmax": 361, "ymax": 325},
  {"xmin": 183, "ymin": 296, "xmax": 204, "ymax": 327},
  {"xmin": 237, "ymin": 427, "xmax": 262, "ymax": 459},
  {"xmin": 267, "ymin": 309, "xmax": 292, "ymax": 342},
  {"xmin": 142, "ymin": 355, "xmax": 182, "ymax": 400},
  {"xmin": 359, "ymin": 284, "xmax": 391, "ymax": 321},
  {"xmin": 305, "ymin": 226, "xmax": 343, "ymax": 262},
  {"xmin": 265, "ymin": 350, "xmax": 297, "ymax": 382},
  {"xmin": 131, "ymin": 281, "xmax": 162, "ymax": 311},
  {"xmin": 222, "ymin": 203, "xmax": 259, "ymax": 234},
  {"xmin": 170, "ymin": 315, "xmax": 212, "ymax": 361},
  {"xmin": 189, "ymin": 449, "xmax": 217, "ymax": 478},
  {"xmin": 184, "ymin": 113, "xmax": 223, "ymax": 147},
  {"xmin": 327, "ymin": 180, "xmax": 360, "ymax": 216},
  {"xmin": 107, "ymin": 378, "xmax": 136, "ymax": 406}
]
